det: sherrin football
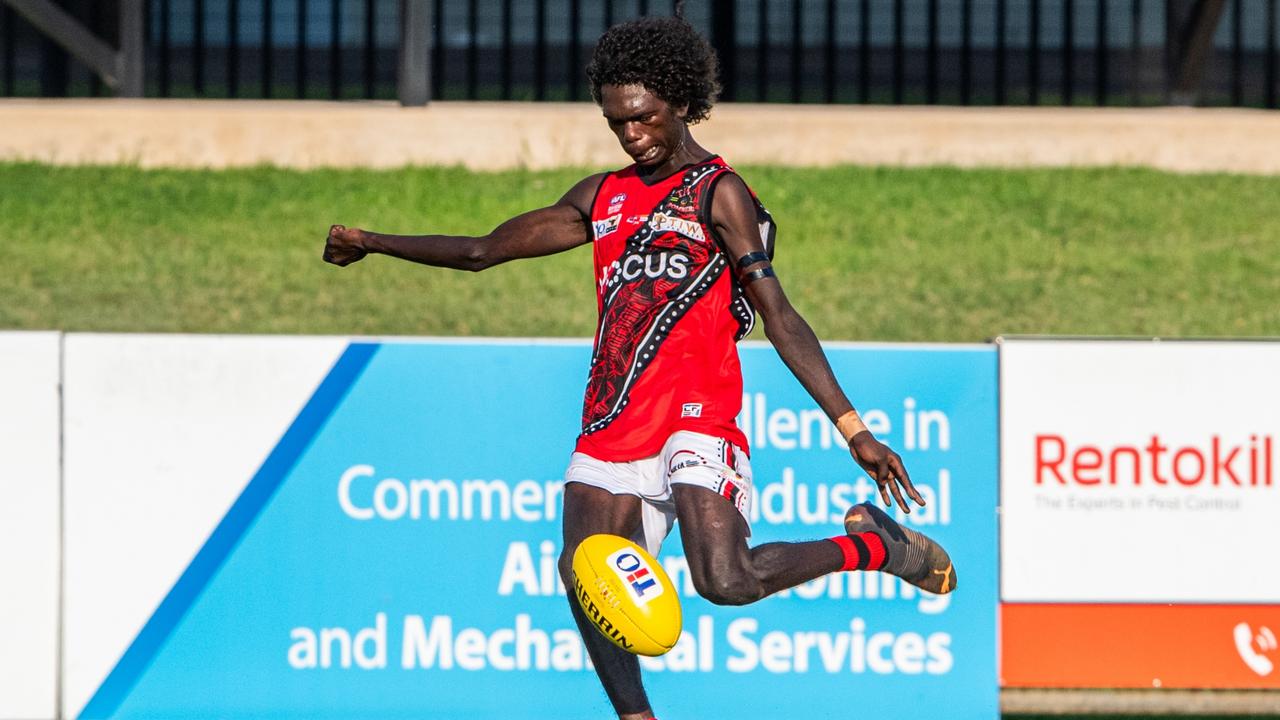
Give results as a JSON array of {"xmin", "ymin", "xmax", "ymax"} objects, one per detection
[{"xmin": 571, "ymin": 534, "xmax": 682, "ymax": 656}]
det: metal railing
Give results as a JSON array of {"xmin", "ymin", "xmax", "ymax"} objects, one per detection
[{"xmin": 0, "ymin": 0, "xmax": 1276, "ymax": 107}]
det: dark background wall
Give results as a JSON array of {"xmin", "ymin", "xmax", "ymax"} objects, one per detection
[{"xmin": 1, "ymin": 0, "xmax": 1276, "ymax": 107}]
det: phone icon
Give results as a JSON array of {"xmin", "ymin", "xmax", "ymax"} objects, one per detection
[{"xmin": 1233, "ymin": 622, "xmax": 1277, "ymax": 677}]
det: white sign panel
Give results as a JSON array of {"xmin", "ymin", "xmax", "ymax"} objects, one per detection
[
  {"xmin": 62, "ymin": 333, "xmax": 347, "ymax": 716},
  {"xmin": 0, "ymin": 332, "xmax": 61, "ymax": 720},
  {"xmin": 1000, "ymin": 339, "xmax": 1280, "ymax": 603}
]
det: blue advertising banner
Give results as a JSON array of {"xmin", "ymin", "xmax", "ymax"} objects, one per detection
[{"xmin": 82, "ymin": 340, "xmax": 997, "ymax": 719}]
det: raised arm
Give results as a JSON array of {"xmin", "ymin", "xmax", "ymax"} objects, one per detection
[
  {"xmin": 710, "ymin": 175, "xmax": 924, "ymax": 513},
  {"xmin": 324, "ymin": 173, "xmax": 605, "ymax": 271}
]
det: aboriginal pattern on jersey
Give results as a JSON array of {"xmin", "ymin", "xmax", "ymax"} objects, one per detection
[{"xmin": 581, "ymin": 162, "xmax": 728, "ymax": 435}]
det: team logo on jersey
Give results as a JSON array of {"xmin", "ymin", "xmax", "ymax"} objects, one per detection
[
  {"xmin": 598, "ymin": 251, "xmax": 691, "ymax": 289},
  {"xmin": 593, "ymin": 214, "xmax": 621, "ymax": 240},
  {"xmin": 666, "ymin": 186, "xmax": 696, "ymax": 212},
  {"xmin": 608, "ymin": 193, "xmax": 627, "ymax": 214},
  {"xmin": 649, "ymin": 212, "xmax": 705, "ymax": 242}
]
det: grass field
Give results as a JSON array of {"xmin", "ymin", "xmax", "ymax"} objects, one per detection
[{"xmin": 4, "ymin": 162, "xmax": 1279, "ymax": 340}]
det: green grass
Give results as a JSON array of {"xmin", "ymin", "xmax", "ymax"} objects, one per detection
[{"xmin": 4, "ymin": 162, "xmax": 1279, "ymax": 340}]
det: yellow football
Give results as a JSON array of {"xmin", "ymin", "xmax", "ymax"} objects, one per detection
[{"xmin": 571, "ymin": 534, "xmax": 682, "ymax": 656}]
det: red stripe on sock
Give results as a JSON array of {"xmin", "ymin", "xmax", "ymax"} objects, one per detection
[
  {"xmin": 859, "ymin": 532, "xmax": 887, "ymax": 571},
  {"xmin": 829, "ymin": 533, "xmax": 888, "ymax": 571},
  {"xmin": 828, "ymin": 536, "xmax": 863, "ymax": 571}
]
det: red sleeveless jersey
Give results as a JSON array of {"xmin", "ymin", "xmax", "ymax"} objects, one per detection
[{"xmin": 574, "ymin": 156, "xmax": 775, "ymax": 462}]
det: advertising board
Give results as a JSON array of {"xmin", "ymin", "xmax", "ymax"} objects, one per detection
[
  {"xmin": 64, "ymin": 336, "xmax": 998, "ymax": 718},
  {"xmin": 999, "ymin": 338, "xmax": 1280, "ymax": 688}
]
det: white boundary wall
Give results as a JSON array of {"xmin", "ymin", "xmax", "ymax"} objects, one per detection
[{"xmin": 0, "ymin": 332, "xmax": 62, "ymax": 719}]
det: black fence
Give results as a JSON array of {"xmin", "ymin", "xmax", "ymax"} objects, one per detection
[{"xmin": 1, "ymin": 0, "xmax": 1277, "ymax": 107}]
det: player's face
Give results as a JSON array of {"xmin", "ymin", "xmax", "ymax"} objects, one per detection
[{"xmin": 599, "ymin": 83, "xmax": 688, "ymax": 168}]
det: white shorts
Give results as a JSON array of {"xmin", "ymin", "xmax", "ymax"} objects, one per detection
[{"xmin": 564, "ymin": 430, "xmax": 753, "ymax": 555}]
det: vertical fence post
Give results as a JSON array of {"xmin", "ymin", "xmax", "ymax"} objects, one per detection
[
  {"xmin": 961, "ymin": 0, "xmax": 972, "ymax": 104},
  {"xmin": 465, "ymin": 0, "xmax": 476, "ymax": 98},
  {"xmin": 757, "ymin": 0, "xmax": 768, "ymax": 100},
  {"xmin": 1096, "ymin": 0, "xmax": 1107, "ymax": 104},
  {"xmin": 1130, "ymin": 0, "xmax": 1140, "ymax": 104},
  {"xmin": 1267, "ymin": 0, "xmax": 1276, "ymax": 108},
  {"xmin": 996, "ymin": 0, "xmax": 1006, "ymax": 104},
  {"xmin": 195, "ymin": 0, "xmax": 205, "ymax": 94},
  {"xmin": 790, "ymin": 0, "xmax": 801, "ymax": 102},
  {"xmin": 329, "ymin": 0, "xmax": 340, "ymax": 98},
  {"xmin": 2, "ymin": 5, "xmax": 13, "ymax": 96},
  {"xmin": 159, "ymin": 0, "xmax": 170, "ymax": 96},
  {"xmin": 229, "ymin": 0, "xmax": 241, "ymax": 96},
  {"xmin": 710, "ymin": 0, "xmax": 735, "ymax": 100},
  {"xmin": 264, "ymin": 0, "xmax": 274, "ymax": 98},
  {"xmin": 1, "ymin": 5, "xmax": 11, "ymax": 96},
  {"xmin": 927, "ymin": 0, "xmax": 938, "ymax": 103},
  {"xmin": 119, "ymin": 0, "xmax": 144, "ymax": 96},
  {"xmin": 534, "ymin": 0, "xmax": 545, "ymax": 100},
  {"xmin": 295, "ymin": 0, "xmax": 305, "ymax": 98},
  {"xmin": 1168, "ymin": 0, "xmax": 1228, "ymax": 106},
  {"xmin": 363, "ymin": 0, "xmax": 374, "ymax": 98},
  {"xmin": 1164, "ymin": 0, "xmax": 1174, "ymax": 102},
  {"xmin": 568, "ymin": 0, "xmax": 580, "ymax": 100},
  {"xmin": 1063, "ymin": 0, "xmax": 1073, "ymax": 104},
  {"xmin": 1230, "ymin": 0, "xmax": 1241, "ymax": 105},
  {"xmin": 82, "ymin": 0, "xmax": 100, "ymax": 96},
  {"xmin": 824, "ymin": 0, "xmax": 836, "ymax": 103},
  {"xmin": 892, "ymin": 0, "xmax": 903, "ymax": 103},
  {"xmin": 858, "ymin": 0, "xmax": 869, "ymax": 102},
  {"xmin": 398, "ymin": 0, "xmax": 429, "ymax": 105},
  {"xmin": 500, "ymin": 0, "xmax": 511, "ymax": 99},
  {"xmin": 1029, "ymin": 0, "xmax": 1040, "ymax": 104},
  {"xmin": 431, "ymin": 0, "xmax": 441, "ymax": 98}
]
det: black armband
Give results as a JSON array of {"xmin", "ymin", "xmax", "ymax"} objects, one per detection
[
  {"xmin": 735, "ymin": 251, "xmax": 771, "ymax": 270},
  {"xmin": 740, "ymin": 266, "xmax": 776, "ymax": 286}
]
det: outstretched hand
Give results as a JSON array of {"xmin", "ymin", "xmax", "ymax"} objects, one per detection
[
  {"xmin": 849, "ymin": 432, "xmax": 925, "ymax": 514},
  {"xmin": 324, "ymin": 224, "xmax": 368, "ymax": 267}
]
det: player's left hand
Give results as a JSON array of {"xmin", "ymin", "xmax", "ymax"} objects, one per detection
[{"xmin": 849, "ymin": 432, "xmax": 925, "ymax": 514}]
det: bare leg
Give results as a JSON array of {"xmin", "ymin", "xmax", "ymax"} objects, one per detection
[
  {"xmin": 558, "ymin": 482, "xmax": 655, "ymax": 720},
  {"xmin": 673, "ymin": 484, "xmax": 845, "ymax": 604},
  {"xmin": 675, "ymin": 485, "xmax": 956, "ymax": 604}
]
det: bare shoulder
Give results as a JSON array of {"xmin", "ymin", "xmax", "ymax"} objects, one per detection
[
  {"xmin": 711, "ymin": 169, "xmax": 757, "ymax": 222},
  {"xmin": 709, "ymin": 171, "xmax": 760, "ymax": 238},
  {"xmin": 557, "ymin": 172, "xmax": 610, "ymax": 216}
]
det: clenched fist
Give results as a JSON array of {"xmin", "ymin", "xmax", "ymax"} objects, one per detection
[{"xmin": 323, "ymin": 224, "xmax": 368, "ymax": 267}]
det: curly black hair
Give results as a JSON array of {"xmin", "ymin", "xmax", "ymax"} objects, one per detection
[{"xmin": 586, "ymin": 12, "xmax": 721, "ymax": 125}]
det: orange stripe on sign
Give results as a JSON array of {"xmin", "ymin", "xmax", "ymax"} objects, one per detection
[{"xmin": 1001, "ymin": 604, "xmax": 1280, "ymax": 689}]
